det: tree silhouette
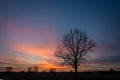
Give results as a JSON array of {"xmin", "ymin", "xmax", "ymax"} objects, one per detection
[
  {"xmin": 5, "ymin": 67, "xmax": 13, "ymax": 72},
  {"xmin": 27, "ymin": 67, "xmax": 32, "ymax": 72},
  {"xmin": 49, "ymin": 68, "xmax": 56, "ymax": 73},
  {"xmin": 33, "ymin": 65, "xmax": 39, "ymax": 72},
  {"xmin": 55, "ymin": 29, "xmax": 96, "ymax": 76}
]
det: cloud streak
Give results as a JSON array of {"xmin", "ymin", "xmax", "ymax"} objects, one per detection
[{"xmin": 0, "ymin": 17, "xmax": 59, "ymax": 71}]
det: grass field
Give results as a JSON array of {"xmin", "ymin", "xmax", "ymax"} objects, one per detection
[{"xmin": 0, "ymin": 72, "xmax": 120, "ymax": 80}]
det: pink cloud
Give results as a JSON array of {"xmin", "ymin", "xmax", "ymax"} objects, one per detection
[{"xmin": 0, "ymin": 17, "xmax": 58, "ymax": 64}]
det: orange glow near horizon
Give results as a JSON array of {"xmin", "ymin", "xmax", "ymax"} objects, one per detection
[{"xmin": 0, "ymin": 17, "xmax": 94, "ymax": 72}]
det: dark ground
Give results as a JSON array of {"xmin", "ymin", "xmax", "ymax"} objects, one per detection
[{"xmin": 0, "ymin": 71, "xmax": 120, "ymax": 80}]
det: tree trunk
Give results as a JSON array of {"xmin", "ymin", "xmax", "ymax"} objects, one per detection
[{"xmin": 74, "ymin": 65, "xmax": 78, "ymax": 77}]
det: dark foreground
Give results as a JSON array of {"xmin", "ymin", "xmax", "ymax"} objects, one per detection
[{"xmin": 0, "ymin": 71, "xmax": 120, "ymax": 80}]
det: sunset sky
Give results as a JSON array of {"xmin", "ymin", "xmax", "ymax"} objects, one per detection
[{"xmin": 0, "ymin": 0, "xmax": 120, "ymax": 72}]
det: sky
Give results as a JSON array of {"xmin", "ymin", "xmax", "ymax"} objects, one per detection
[{"xmin": 0, "ymin": 0, "xmax": 120, "ymax": 72}]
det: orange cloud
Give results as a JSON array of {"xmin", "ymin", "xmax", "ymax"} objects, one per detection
[
  {"xmin": 1, "ymin": 17, "xmax": 58, "ymax": 57},
  {"xmin": 0, "ymin": 17, "xmax": 61, "ymax": 71},
  {"xmin": 37, "ymin": 61, "xmax": 71, "ymax": 72}
]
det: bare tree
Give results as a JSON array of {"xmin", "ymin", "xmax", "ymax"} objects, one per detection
[
  {"xmin": 27, "ymin": 67, "xmax": 32, "ymax": 72},
  {"xmin": 49, "ymin": 68, "xmax": 56, "ymax": 73},
  {"xmin": 33, "ymin": 65, "xmax": 39, "ymax": 72},
  {"xmin": 5, "ymin": 67, "xmax": 13, "ymax": 72},
  {"xmin": 55, "ymin": 29, "xmax": 96, "ymax": 76}
]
